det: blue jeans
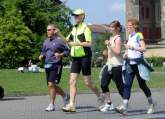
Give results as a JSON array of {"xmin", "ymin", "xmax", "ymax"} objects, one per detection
[{"xmin": 123, "ymin": 64, "xmax": 151, "ymax": 100}]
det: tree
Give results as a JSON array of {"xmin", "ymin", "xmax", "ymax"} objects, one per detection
[
  {"xmin": 0, "ymin": 0, "xmax": 71, "ymax": 68},
  {"xmin": 92, "ymin": 33, "xmax": 111, "ymax": 67},
  {"xmin": 0, "ymin": 15, "xmax": 34, "ymax": 68},
  {"xmin": 15, "ymin": 0, "xmax": 71, "ymax": 36},
  {"xmin": 0, "ymin": 0, "xmax": 5, "ymax": 16},
  {"xmin": 15, "ymin": 0, "xmax": 72, "ymax": 66}
]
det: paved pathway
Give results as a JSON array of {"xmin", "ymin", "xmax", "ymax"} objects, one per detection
[{"xmin": 0, "ymin": 90, "xmax": 165, "ymax": 119}]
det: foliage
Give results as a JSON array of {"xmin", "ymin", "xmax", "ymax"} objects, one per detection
[
  {"xmin": 92, "ymin": 32, "xmax": 111, "ymax": 67},
  {"xmin": 0, "ymin": 0, "xmax": 71, "ymax": 68},
  {"xmin": 0, "ymin": 14, "xmax": 34, "ymax": 68},
  {"xmin": 0, "ymin": 68, "xmax": 165, "ymax": 96},
  {"xmin": 15, "ymin": 0, "xmax": 71, "ymax": 35},
  {"xmin": 146, "ymin": 56, "xmax": 165, "ymax": 67}
]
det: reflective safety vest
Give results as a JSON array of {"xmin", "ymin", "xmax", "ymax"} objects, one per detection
[{"xmin": 67, "ymin": 22, "xmax": 92, "ymax": 57}]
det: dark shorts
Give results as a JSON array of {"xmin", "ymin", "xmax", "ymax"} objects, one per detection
[
  {"xmin": 71, "ymin": 56, "xmax": 91, "ymax": 76},
  {"xmin": 45, "ymin": 64, "xmax": 62, "ymax": 84}
]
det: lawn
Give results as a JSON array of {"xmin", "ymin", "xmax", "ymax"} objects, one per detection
[{"xmin": 0, "ymin": 67, "xmax": 165, "ymax": 96}]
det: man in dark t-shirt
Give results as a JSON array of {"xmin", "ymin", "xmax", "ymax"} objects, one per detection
[{"xmin": 39, "ymin": 24, "xmax": 70, "ymax": 111}]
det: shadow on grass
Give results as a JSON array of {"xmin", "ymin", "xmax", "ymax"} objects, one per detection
[{"xmin": 0, "ymin": 97, "xmax": 25, "ymax": 101}]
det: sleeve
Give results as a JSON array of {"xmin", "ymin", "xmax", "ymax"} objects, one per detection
[
  {"xmin": 40, "ymin": 41, "xmax": 46, "ymax": 56},
  {"xmin": 60, "ymin": 40, "xmax": 70, "ymax": 57},
  {"xmin": 84, "ymin": 26, "xmax": 92, "ymax": 42},
  {"xmin": 137, "ymin": 32, "xmax": 144, "ymax": 40},
  {"xmin": 136, "ymin": 34, "xmax": 141, "ymax": 44}
]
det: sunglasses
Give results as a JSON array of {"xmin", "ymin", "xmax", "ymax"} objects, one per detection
[{"xmin": 47, "ymin": 29, "xmax": 55, "ymax": 31}]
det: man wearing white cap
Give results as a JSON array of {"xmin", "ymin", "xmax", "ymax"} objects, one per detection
[{"xmin": 62, "ymin": 9, "xmax": 104, "ymax": 112}]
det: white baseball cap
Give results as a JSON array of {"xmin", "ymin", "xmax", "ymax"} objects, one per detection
[{"xmin": 72, "ymin": 9, "xmax": 85, "ymax": 16}]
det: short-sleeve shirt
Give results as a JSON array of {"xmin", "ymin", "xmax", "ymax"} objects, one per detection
[{"xmin": 127, "ymin": 33, "xmax": 143, "ymax": 64}]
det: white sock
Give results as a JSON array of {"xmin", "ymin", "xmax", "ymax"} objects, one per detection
[
  {"xmin": 49, "ymin": 103, "xmax": 54, "ymax": 106},
  {"xmin": 123, "ymin": 99, "xmax": 128, "ymax": 109}
]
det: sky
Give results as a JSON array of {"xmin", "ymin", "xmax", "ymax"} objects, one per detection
[{"xmin": 62, "ymin": 0, "xmax": 126, "ymax": 25}]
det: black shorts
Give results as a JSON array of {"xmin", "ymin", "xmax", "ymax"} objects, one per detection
[
  {"xmin": 45, "ymin": 64, "xmax": 62, "ymax": 84},
  {"xmin": 71, "ymin": 56, "xmax": 91, "ymax": 75}
]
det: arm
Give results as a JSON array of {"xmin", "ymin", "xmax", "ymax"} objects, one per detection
[
  {"xmin": 61, "ymin": 43, "xmax": 70, "ymax": 57},
  {"xmin": 134, "ymin": 40, "xmax": 146, "ymax": 52},
  {"xmin": 76, "ymin": 41, "xmax": 92, "ymax": 47},
  {"xmin": 103, "ymin": 48, "xmax": 108, "ymax": 61},
  {"xmin": 127, "ymin": 33, "xmax": 146, "ymax": 52},
  {"xmin": 126, "ymin": 40, "xmax": 146, "ymax": 52},
  {"xmin": 54, "ymin": 40, "xmax": 70, "ymax": 59},
  {"xmin": 110, "ymin": 37, "xmax": 122, "ymax": 55},
  {"xmin": 39, "ymin": 42, "xmax": 46, "ymax": 61}
]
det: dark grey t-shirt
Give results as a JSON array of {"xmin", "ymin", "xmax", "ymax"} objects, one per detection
[{"xmin": 41, "ymin": 36, "xmax": 69, "ymax": 64}]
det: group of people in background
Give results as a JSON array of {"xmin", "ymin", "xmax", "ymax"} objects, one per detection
[{"xmin": 39, "ymin": 9, "xmax": 155, "ymax": 115}]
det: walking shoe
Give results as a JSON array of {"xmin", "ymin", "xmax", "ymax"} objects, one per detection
[
  {"xmin": 100, "ymin": 103, "xmax": 114, "ymax": 112},
  {"xmin": 62, "ymin": 104, "xmax": 76, "ymax": 112},
  {"xmin": 147, "ymin": 103, "xmax": 155, "ymax": 114},
  {"xmin": 97, "ymin": 95, "xmax": 105, "ymax": 109},
  {"xmin": 45, "ymin": 104, "xmax": 55, "ymax": 112},
  {"xmin": 115, "ymin": 105, "xmax": 127, "ymax": 115},
  {"xmin": 63, "ymin": 94, "xmax": 70, "ymax": 106}
]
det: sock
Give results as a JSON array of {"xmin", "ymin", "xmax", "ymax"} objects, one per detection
[
  {"xmin": 49, "ymin": 103, "xmax": 54, "ymax": 106},
  {"xmin": 123, "ymin": 99, "xmax": 128, "ymax": 109},
  {"xmin": 148, "ymin": 96, "xmax": 153, "ymax": 105}
]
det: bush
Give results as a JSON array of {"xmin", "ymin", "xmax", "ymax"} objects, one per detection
[{"xmin": 145, "ymin": 57, "xmax": 165, "ymax": 67}]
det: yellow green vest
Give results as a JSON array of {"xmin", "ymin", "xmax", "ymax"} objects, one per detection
[{"xmin": 67, "ymin": 22, "xmax": 92, "ymax": 57}]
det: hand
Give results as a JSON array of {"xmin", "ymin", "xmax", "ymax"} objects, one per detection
[
  {"xmin": 125, "ymin": 44, "xmax": 135, "ymax": 50},
  {"xmin": 105, "ymin": 40, "xmax": 110, "ymax": 45},
  {"xmin": 68, "ymin": 42, "xmax": 80, "ymax": 46},
  {"xmin": 39, "ymin": 55, "xmax": 43, "ymax": 61},
  {"xmin": 54, "ymin": 52, "xmax": 63, "ymax": 60},
  {"xmin": 123, "ymin": 53, "xmax": 128, "ymax": 59},
  {"xmin": 124, "ymin": 44, "xmax": 129, "ymax": 49}
]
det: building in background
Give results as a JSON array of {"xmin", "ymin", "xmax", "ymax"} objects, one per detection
[
  {"xmin": 126, "ymin": 0, "xmax": 165, "ymax": 57},
  {"xmin": 126, "ymin": 0, "xmax": 165, "ymax": 43},
  {"xmin": 89, "ymin": 24, "xmax": 125, "ymax": 42}
]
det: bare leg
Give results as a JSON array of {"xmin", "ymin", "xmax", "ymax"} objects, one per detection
[
  {"xmin": 69, "ymin": 73, "xmax": 79, "ymax": 106},
  {"xmin": 48, "ymin": 82, "xmax": 56, "ymax": 105},
  {"xmin": 104, "ymin": 92, "xmax": 112, "ymax": 103},
  {"xmin": 62, "ymin": 73, "xmax": 78, "ymax": 112},
  {"xmin": 55, "ymin": 85, "xmax": 66, "ymax": 97},
  {"xmin": 83, "ymin": 75, "xmax": 100, "ymax": 97}
]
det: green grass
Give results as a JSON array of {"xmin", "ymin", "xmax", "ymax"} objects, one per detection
[{"xmin": 0, "ymin": 67, "xmax": 165, "ymax": 96}]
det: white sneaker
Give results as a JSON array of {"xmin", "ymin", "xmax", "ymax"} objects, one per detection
[
  {"xmin": 62, "ymin": 104, "xmax": 76, "ymax": 112},
  {"xmin": 100, "ymin": 103, "xmax": 114, "ymax": 112},
  {"xmin": 45, "ymin": 104, "xmax": 55, "ymax": 112},
  {"xmin": 147, "ymin": 104, "xmax": 155, "ymax": 114},
  {"xmin": 115, "ymin": 104, "xmax": 127, "ymax": 115},
  {"xmin": 63, "ymin": 94, "xmax": 70, "ymax": 106}
]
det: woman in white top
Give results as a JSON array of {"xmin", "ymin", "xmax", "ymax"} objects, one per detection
[{"xmin": 115, "ymin": 19, "xmax": 155, "ymax": 115}]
